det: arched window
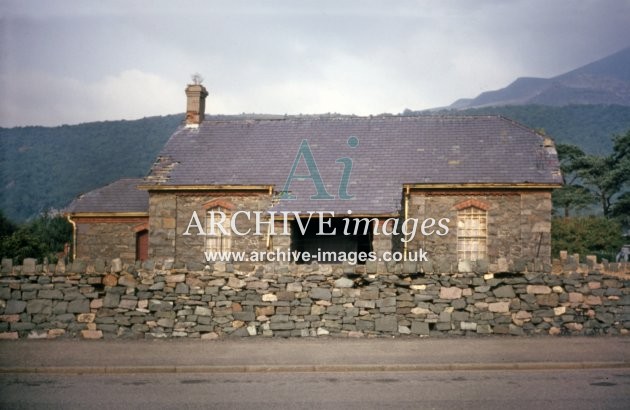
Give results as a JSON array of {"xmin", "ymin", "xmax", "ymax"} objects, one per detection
[
  {"xmin": 457, "ymin": 206, "xmax": 487, "ymax": 261},
  {"xmin": 206, "ymin": 207, "xmax": 232, "ymax": 254}
]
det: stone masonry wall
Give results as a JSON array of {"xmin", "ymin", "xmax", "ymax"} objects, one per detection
[
  {"xmin": 148, "ymin": 192, "xmax": 176, "ymax": 261},
  {"xmin": 175, "ymin": 193, "xmax": 272, "ymax": 263},
  {"xmin": 408, "ymin": 191, "xmax": 552, "ymax": 272},
  {"xmin": 0, "ymin": 255, "xmax": 627, "ymax": 340},
  {"xmin": 146, "ymin": 190, "xmax": 553, "ymax": 274},
  {"xmin": 75, "ymin": 219, "xmax": 147, "ymax": 265},
  {"xmin": 148, "ymin": 191, "xmax": 272, "ymax": 263}
]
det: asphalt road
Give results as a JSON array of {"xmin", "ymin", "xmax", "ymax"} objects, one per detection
[
  {"xmin": 1, "ymin": 369, "xmax": 628, "ymax": 410},
  {"xmin": 2, "ymin": 337, "xmax": 628, "ymax": 370}
]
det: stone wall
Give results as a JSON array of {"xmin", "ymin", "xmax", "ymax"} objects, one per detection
[
  {"xmin": 74, "ymin": 218, "xmax": 148, "ymax": 264},
  {"xmin": 408, "ymin": 190, "xmax": 552, "ymax": 272},
  {"xmin": 148, "ymin": 192, "xmax": 177, "ymax": 261},
  {"xmin": 148, "ymin": 191, "xmax": 272, "ymax": 262},
  {"xmin": 0, "ymin": 255, "xmax": 627, "ymax": 340},
  {"xmin": 175, "ymin": 193, "xmax": 272, "ymax": 262},
  {"xmin": 145, "ymin": 190, "xmax": 553, "ymax": 273}
]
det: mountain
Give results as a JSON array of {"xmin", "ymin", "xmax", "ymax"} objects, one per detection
[{"xmin": 451, "ymin": 46, "xmax": 630, "ymax": 109}]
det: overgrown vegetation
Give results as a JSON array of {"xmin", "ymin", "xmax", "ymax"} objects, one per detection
[{"xmin": 0, "ymin": 211, "xmax": 72, "ymax": 264}]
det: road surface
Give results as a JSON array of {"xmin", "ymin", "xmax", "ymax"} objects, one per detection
[{"xmin": 1, "ymin": 368, "xmax": 628, "ymax": 409}]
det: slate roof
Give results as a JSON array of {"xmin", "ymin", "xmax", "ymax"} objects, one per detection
[
  {"xmin": 144, "ymin": 115, "xmax": 562, "ymax": 215},
  {"xmin": 66, "ymin": 178, "xmax": 148, "ymax": 214}
]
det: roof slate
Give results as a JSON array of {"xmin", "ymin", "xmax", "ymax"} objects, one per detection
[
  {"xmin": 145, "ymin": 115, "xmax": 562, "ymax": 215},
  {"xmin": 66, "ymin": 178, "xmax": 148, "ymax": 214}
]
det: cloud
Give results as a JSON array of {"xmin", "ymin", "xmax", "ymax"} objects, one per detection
[
  {"xmin": 1, "ymin": 0, "xmax": 629, "ymax": 126},
  {"xmin": 0, "ymin": 69, "xmax": 182, "ymax": 127}
]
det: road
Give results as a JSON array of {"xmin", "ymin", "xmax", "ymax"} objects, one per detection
[{"xmin": 1, "ymin": 369, "xmax": 628, "ymax": 409}]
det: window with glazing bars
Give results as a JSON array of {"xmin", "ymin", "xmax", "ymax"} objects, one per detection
[
  {"xmin": 205, "ymin": 207, "xmax": 232, "ymax": 254},
  {"xmin": 457, "ymin": 206, "xmax": 487, "ymax": 261}
]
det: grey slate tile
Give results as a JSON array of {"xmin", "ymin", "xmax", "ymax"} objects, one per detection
[
  {"xmin": 66, "ymin": 178, "xmax": 147, "ymax": 213},
  {"xmin": 142, "ymin": 115, "xmax": 562, "ymax": 215}
]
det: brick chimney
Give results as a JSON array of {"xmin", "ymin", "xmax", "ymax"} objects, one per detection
[{"xmin": 185, "ymin": 81, "xmax": 208, "ymax": 126}]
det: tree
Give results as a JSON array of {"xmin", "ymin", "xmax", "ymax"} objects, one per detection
[
  {"xmin": 556, "ymin": 130, "xmax": 630, "ymax": 218},
  {"xmin": 551, "ymin": 131, "xmax": 630, "ymax": 259},
  {"xmin": 552, "ymin": 144, "xmax": 596, "ymax": 217},
  {"xmin": 611, "ymin": 191, "xmax": 630, "ymax": 229},
  {"xmin": 0, "ymin": 211, "xmax": 17, "ymax": 238}
]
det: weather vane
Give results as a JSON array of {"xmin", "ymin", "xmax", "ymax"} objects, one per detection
[{"xmin": 191, "ymin": 73, "xmax": 203, "ymax": 85}]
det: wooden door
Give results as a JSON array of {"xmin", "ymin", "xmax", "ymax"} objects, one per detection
[{"xmin": 136, "ymin": 229, "xmax": 149, "ymax": 261}]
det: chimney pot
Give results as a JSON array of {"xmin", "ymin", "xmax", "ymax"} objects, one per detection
[{"xmin": 185, "ymin": 83, "xmax": 208, "ymax": 126}]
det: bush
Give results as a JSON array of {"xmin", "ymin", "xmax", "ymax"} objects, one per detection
[
  {"xmin": 551, "ymin": 216, "xmax": 624, "ymax": 260},
  {"xmin": 0, "ymin": 212, "xmax": 72, "ymax": 264}
]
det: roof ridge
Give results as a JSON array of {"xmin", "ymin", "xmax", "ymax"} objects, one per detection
[
  {"xmin": 494, "ymin": 115, "xmax": 550, "ymax": 138},
  {"xmin": 113, "ymin": 177, "xmax": 145, "ymax": 182},
  {"xmin": 200, "ymin": 114, "xmax": 507, "ymax": 124}
]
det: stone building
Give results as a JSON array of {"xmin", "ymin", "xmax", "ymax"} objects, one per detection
[
  {"xmin": 65, "ymin": 178, "xmax": 148, "ymax": 263},
  {"xmin": 66, "ymin": 83, "xmax": 562, "ymax": 272}
]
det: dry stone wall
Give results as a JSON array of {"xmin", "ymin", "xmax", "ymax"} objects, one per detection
[{"xmin": 0, "ymin": 256, "xmax": 628, "ymax": 340}]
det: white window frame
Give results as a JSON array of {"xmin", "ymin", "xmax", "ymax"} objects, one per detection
[
  {"xmin": 457, "ymin": 206, "xmax": 487, "ymax": 262},
  {"xmin": 205, "ymin": 207, "xmax": 232, "ymax": 254}
]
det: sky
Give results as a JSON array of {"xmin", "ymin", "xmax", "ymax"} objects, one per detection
[{"xmin": 1, "ymin": 0, "xmax": 629, "ymax": 127}]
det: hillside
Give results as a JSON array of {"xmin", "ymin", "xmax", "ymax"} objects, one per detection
[
  {"xmin": 0, "ymin": 115, "xmax": 183, "ymax": 222},
  {"xmin": 2, "ymin": 106, "xmax": 630, "ymax": 222},
  {"xmin": 451, "ymin": 46, "xmax": 630, "ymax": 109},
  {"xmin": 412, "ymin": 105, "xmax": 630, "ymax": 154}
]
